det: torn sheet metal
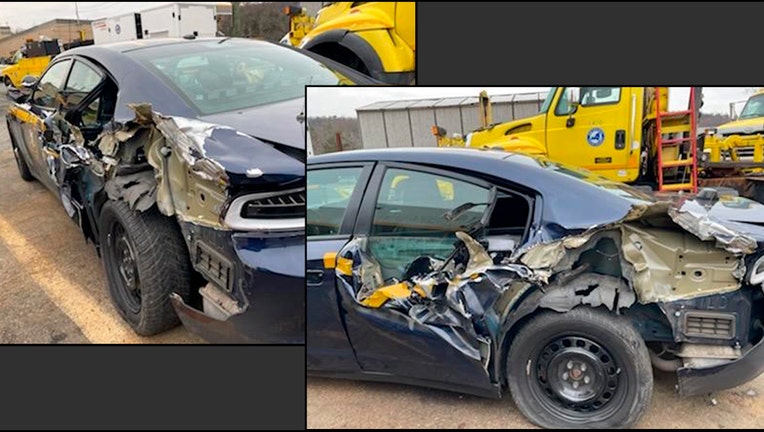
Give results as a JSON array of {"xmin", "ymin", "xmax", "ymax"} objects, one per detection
[
  {"xmin": 620, "ymin": 224, "xmax": 742, "ymax": 303},
  {"xmin": 336, "ymin": 232, "xmax": 531, "ymax": 367},
  {"xmin": 669, "ymin": 199, "xmax": 758, "ymax": 255},
  {"xmin": 539, "ymin": 273, "xmax": 635, "ymax": 312}
]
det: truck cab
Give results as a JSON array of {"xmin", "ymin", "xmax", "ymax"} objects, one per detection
[
  {"xmin": 703, "ymin": 90, "xmax": 764, "ymax": 165},
  {"xmin": 460, "ymin": 87, "xmax": 650, "ymax": 182},
  {"xmin": 1, "ymin": 39, "xmax": 61, "ymax": 88}
]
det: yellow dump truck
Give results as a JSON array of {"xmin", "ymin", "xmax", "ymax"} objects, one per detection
[
  {"xmin": 282, "ymin": 2, "xmax": 415, "ymax": 85},
  {"xmin": 2, "ymin": 39, "xmax": 61, "ymax": 88}
]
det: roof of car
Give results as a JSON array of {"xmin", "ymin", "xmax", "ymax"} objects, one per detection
[{"xmin": 309, "ymin": 147, "xmax": 644, "ymax": 231}]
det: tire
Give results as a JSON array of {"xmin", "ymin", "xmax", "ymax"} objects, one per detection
[
  {"xmin": 3, "ymin": 76, "xmax": 11, "ymax": 87},
  {"xmin": 506, "ymin": 307, "xmax": 653, "ymax": 429},
  {"xmin": 99, "ymin": 200, "xmax": 191, "ymax": 336},
  {"xmin": 11, "ymin": 139, "xmax": 35, "ymax": 182}
]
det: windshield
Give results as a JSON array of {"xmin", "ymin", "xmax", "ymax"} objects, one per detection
[
  {"xmin": 539, "ymin": 87, "xmax": 556, "ymax": 113},
  {"xmin": 130, "ymin": 40, "xmax": 350, "ymax": 115},
  {"xmin": 739, "ymin": 94, "xmax": 764, "ymax": 119}
]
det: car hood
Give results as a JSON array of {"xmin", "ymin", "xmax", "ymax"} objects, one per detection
[
  {"xmin": 199, "ymin": 97, "xmax": 305, "ymax": 150},
  {"xmin": 717, "ymin": 116, "xmax": 764, "ymax": 135}
]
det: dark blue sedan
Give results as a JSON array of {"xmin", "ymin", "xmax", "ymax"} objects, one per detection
[
  {"xmin": 5, "ymin": 37, "xmax": 374, "ymax": 344},
  {"xmin": 307, "ymin": 147, "xmax": 764, "ymax": 428}
]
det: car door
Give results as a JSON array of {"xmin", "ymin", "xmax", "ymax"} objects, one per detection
[
  {"xmin": 11, "ymin": 58, "xmax": 73, "ymax": 190},
  {"xmin": 306, "ymin": 162, "xmax": 373, "ymax": 371},
  {"xmin": 335, "ymin": 162, "xmax": 497, "ymax": 389}
]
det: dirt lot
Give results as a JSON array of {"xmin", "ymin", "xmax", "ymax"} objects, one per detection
[
  {"xmin": 308, "ymin": 369, "xmax": 764, "ymax": 429},
  {"xmin": 0, "ymin": 86, "xmax": 203, "ymax": 344}
]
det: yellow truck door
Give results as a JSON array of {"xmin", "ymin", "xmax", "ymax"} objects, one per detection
[{"xmin": 545, "ymin": 87, "xmax": 638, "ymax": 182}]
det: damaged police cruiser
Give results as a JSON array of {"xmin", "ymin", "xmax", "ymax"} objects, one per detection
[
  {"xmin": 6, "ymin": 37, "xmax": 374, "ymax": 343},
  {"xmin": 307, "ymin": 147, "xmax": 764, "ymax": 429}
]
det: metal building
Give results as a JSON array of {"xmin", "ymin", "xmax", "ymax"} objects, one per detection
[{"xmin": 356, "ymin": 91, "xmax": 548, "ymax": 149}]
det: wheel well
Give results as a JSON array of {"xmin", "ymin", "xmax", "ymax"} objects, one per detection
[{"xmin": 307, "ymin": 42, "xmax": 371, "ymax": 76}]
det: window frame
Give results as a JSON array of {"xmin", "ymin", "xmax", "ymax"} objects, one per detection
[
  {"xmin": 306, "ymin": 162, "xmax": 374, "ymax": 240},
  {"xmin": 354, "ymin": 162, "xmax": 496, "ymax": 237},
  {"xmin": 30, "ymin": 58, "xmax": 73, "ymax": 110}
]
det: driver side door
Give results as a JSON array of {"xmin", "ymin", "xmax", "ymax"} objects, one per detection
[{"xmin": 11, "ymin": 58, "xmax": 73, "ymax": 191}]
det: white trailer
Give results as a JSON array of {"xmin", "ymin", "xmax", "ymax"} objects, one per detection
[
  {"xmin": 91, "ymin": 13, "xmax": 143, "ymax": 45},
  {"xmin": 140, "ymin": 3, "xmax": 218, "ymax": 40}
]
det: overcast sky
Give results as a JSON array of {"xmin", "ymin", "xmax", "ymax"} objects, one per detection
[
  {"xmin": 307, "ymin": 87, "xmax": 757, "ymax": 118},
  {"xmin": 0, "ymin": 2, "xmax": 216, "ymax": 29}
]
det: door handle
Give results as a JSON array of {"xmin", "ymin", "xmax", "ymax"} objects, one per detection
[{"xmin": 307, "ymin": 269, "xmax": 324, "ymax": 286}]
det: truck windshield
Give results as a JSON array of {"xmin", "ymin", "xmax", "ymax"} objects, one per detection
[
  {"xmin": 539, "ymin": 87, "xmax": 556, "ymax": 113},
  {"xmin": 739, "ymin": 94, "xmax": 764, "ymax": 119},
  {"xmin": 130, "ymin": 39, "xmax": 350, "ymax": 115}
]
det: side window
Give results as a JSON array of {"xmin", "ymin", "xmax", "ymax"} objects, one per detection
[
  {"xmin": 580, "ymin": 87, "xmax": 621, "ymax": 106},
  {"xmin": 307, "ymin": 167, "xmax": 364, "ymax": 237},
  {"xmin": 554, "ymin": 87, "xmax": 581, "ymax": 116},
  {"xmin": 31, "ymin": 59, "xmax": 72, "ymax": 109},
  {"xmin": 64, "ymin": 61, "xmax": 103, "ymax": 119},
  {"xmin": 372, "ymin": 168, "xmax": 490, "ymax": 235},
  {"xmin": 368, "ymin": 168, "xmax": 491, "ymax": 281}
]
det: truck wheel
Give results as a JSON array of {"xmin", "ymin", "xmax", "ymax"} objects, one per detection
[
  {"xmin": 3, "ymin": 76, "xmax": 11, "ymax": 88},
  {"xmin": 99, "ymin": 200, "xmax": 191, "ymax": 336},
  {"xmin": 11, "ymin": 143, "xmax": 35, "ymax": 182},
  {"xmin": 506, "ymin": 307, "xmax": 653, "ymax": 429}
]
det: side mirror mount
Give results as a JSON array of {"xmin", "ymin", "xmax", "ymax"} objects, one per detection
[
  {"xmin": 20, "ymin": 74, "xmax": 37, "ymax": 89},
  {"xmin": 566, "ymin": 101, "xmax": 579, "ymax": 127}
]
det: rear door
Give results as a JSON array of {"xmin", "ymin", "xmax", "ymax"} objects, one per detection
[
  {"xmin": 336, "ymin": 162, "xmax": 496, "ymax": 389},
  {"xmin": 306, "ymin": 162, "xmax": 373, "ymax": 371}
]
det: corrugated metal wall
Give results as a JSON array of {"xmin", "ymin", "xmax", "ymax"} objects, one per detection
[{"xmin": 357, "ymin": 93, "xmax": 546, "ymax": 149}]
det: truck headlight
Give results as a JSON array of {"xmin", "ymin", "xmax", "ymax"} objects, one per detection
[{"xmin": 465, "ymin": 133, "xmax": 472, "ymax": 147}]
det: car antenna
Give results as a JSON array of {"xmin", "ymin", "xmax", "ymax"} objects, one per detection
[{"xmin": 218, "ymin": 37, "xmax": 232, "ymax": 44}]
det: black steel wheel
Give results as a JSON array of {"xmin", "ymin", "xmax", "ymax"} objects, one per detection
[
  {"xmin": 99, "ymin": 200, "xmax": 192, "ymax": 336},
  {"xmin": 506, "ymin": 307, "xmax": 653, "ymax": 429}
]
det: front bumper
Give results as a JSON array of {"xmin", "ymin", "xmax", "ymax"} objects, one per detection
[
  {"xmin": 172, "ymin": 223, "xmax": 305, "ymax": 344},
  {"xmin": 677, "ymin": 336, "xmax": 764, "ymax": 396}
]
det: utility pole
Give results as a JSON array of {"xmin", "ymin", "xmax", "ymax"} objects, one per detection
[
  {"xmin": 231, "ymin": 2, "xmax": 241, "ymax": 37},
  {"xmin": 74, "ymin": 2, "xmax": 84, "ymax": 41}
]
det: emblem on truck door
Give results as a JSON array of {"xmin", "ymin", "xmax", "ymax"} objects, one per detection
[{"xmin": 587, "ymin": 127, "xmax": 605, "ymax": 147}]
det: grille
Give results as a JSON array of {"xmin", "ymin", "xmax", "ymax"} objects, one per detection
[
  {"xmin": 195, "ymin": 242, "xmax": 232, "ymax": 292},
  {"xmin": 684, "ymin": 312, "xmax": 735, "ymax": 339},
  {"xmin": 241, "ymin": 189, "xmax": 305, "ymax": 219}
]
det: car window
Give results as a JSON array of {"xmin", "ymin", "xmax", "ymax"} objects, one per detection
[
  {"xmin": 65, "ymin": 61, "xmax": 104, "ymax": 127},
  {"xmin": 64, "ymin": 60, "xmax": 103, "ymax": 110},
  {"xmin": 130, "ymin": 40, "xmax": 351, "ymax": 115},
  {"xmin": 368, "ymin": 168, "xmax": 491, "ymax": 280},
  {"xmin": 372, "ymin": 168, "xmax": 490, "ymax": 235},
  {"xmin": 31, "ymin": 59, "xmax": 71, "ymax": 109},
  {"xmin": 307, "ymin": 167, "xmax": 364, "ymax": 237}
]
